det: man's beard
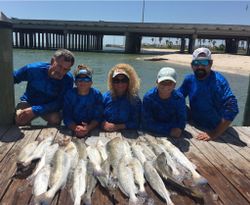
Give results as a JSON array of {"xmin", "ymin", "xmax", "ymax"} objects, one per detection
[{"xmin": 194, "ymin": 69, "xmax": 208, "ymax": 80}]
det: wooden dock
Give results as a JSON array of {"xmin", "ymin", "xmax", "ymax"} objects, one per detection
[{"xmin": 0, "ymin": 125, "xmax": 249, "ymax": 205}]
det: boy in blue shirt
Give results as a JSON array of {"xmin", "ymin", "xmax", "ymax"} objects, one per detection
[
  {"xmin": 14, "ymin": 49, "xmax": 75, "ymax": 126},
  {"xmin": 178, "ymin": 47, "xmax": 239, "ymax": 141},
  {"xmin": 142, "ymin": 67, "xmax": 186, "ymax": 138},
  {"xmin": 63, "ymin": 65, "xmax": 103, "ymax": 138}
]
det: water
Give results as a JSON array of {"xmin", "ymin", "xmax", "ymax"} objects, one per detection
[{"xmin": 13, "ymin": 49, "xmax": 248, "ymax": 125}]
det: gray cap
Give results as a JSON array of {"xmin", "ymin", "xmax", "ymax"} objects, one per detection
[{"xmin": 157, "ymin": 67, "xmax": 177, "ymax": 83}]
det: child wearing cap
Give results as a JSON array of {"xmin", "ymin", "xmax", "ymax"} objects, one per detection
[
  {"xmin": 63, "ymin": 64, "xmax": 103, "ymax": 138},
  {"xmin": 178, "ymin": 47, "xmax": 238, "ymax": 141},
  {"xmin": 102, "ymin": 63, "xmax": 142, "ymax": 132},
  {"xmin": 142, "ymin": 67, "xmax": 186, "ymax": 137}
]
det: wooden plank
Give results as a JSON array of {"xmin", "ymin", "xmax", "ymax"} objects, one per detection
[
  {"xmin": 232, "ymin": 127, "xmax": 250, "ymax": 147},
  {"xmin": 222, "ymin": 128, "xmax": 250, "ymax": 162},
  {"xmin": 0, "ymin": 126, "xmax": 25, "ymax": 162},
  {"xmin": 186, "ymin": 126, "xmax": 250, "ymax": 205},
  {"xmin": 200, "ymin": 132, "xmax": 250, "ymax": 180}
]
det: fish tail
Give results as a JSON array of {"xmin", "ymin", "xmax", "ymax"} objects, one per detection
[
  {"xmin": 145, "ymin": 197, "xmax": 155, "ymax": 205},
  {"xmin": 34, "ymin": 193, "xmax": 53, "ymax": 205},
  {"xmin": 137, "ymin": 190, "xmax": 148, "ymax": 198},
  {"xmin": 73, "ymin": 196, "xmax": 81, "ymax": 205},
  {"xmin": 128, "ymin": 198, "xmax": 137, "ymax": 205},
  {"xmin": 82, "ymin": 196, "xmax": 92, "ymax": 205},
  {"xmin": 193, "ymin": 175, "xmax": 208, "ymax": 185}
]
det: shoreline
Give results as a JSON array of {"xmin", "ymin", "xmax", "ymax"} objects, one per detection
[{"xmin": 141, "ymin": 48, "xmax": 250, "ymax": 76}]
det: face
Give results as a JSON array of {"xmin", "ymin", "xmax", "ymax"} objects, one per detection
[
  {"xmin": 49, "ymin": 57, "xmax": 72, "ymax": 80},
  {"xmin": 75, "ymin": 75, "xmax": 92, "ymax": 92},
  {"xmin": 112, "ymin": 74, "xmax": 129, "ymax": 96},
  {"xmin": 157, "ymin": 80, "xmax": 176, "ymax": 99},
  {"xmin": 191, "ymin": 55, "xmax": 212, "ymax": 80}
]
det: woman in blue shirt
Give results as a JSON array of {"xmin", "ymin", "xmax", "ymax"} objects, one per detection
[
  {"xmin": 102, "ymin": 63, "xmax": 141, "ymax": 132},
  {"xmin": 63, "ymin": 64, "xmax": 103, "ymax": 138}
]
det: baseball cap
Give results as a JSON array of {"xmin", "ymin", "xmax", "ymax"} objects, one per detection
[
  {"xmin": 192, "ymin": 47, "xmax": 212, "ymax": 60},
  {"xmin": 112, "ymin": 69, "xmax": 129, "ymax": 79},
  {"xmin": 157, "ymin": 67, "xmax": 177, "ymax": 83},
  {"xmin": 75, "ymin": 69, "xmax": 92, "ymax": 78}
]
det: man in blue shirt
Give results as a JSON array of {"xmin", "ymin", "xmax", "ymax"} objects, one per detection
[
  {"xmin": 14, "ymin": 49, "xmax": 75, "ymax": 126},
  {"xmin": 178, "ymin": 47, "xmax": 239, "ymax": 141},
  {"xmin": 142, "ymin": 67, "xmax": 186, "ymax": 137}
]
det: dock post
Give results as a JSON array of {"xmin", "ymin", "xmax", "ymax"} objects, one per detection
[
  {"xmin": 0, "ymin": 12, "xmax": 15, "ymax": 125},
  {"xmin": 243, "ymin": 74, "xmax": 250, "ymax": 126}
]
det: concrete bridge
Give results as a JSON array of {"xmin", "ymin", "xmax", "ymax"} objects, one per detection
[{"xmin": 10, "ymin": 17, "xmax": 250, "ymax": 54}]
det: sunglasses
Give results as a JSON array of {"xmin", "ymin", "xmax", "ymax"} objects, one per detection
[
  {"xmin": 75, "ymin": 76, "xmax": 92, "ymax": 83},
  {"xmin": 191, "ymin": 60, "xmax": 210, "ymax": 66},
  {"xmin": 112, "ymin": 77, "xmax": 129, "ymax": 84}
]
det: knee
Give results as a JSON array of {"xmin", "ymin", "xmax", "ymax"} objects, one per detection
[{"xmin": 46, "ymin": 113, "xmax": 61, "ymax": 126}]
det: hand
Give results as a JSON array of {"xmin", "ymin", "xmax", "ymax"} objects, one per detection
[
  {"xmin": 196, "ymin": 131, "xmax": 216, "ymax": 141},
  {"xmin": 15, "ymin": 107, "xmax": 36, "ymax": 125},
  {"xmin": 170, "ymin": 128, "xmax": 182, "ymax": 138},
  {"xmin": 102, "ymin": 121, "xmax": 117, "ymax": 132},
  {"xmin": 74, "ymin": 122, "xmax": 89, "ymax": 138}
]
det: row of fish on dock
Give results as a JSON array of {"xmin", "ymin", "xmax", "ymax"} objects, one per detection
[{"xmin": 15, "ymin": 133, "xmax": 208, "ymax": 205}]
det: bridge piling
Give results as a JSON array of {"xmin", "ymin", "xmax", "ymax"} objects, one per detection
[{"xmin": 0, "ymin": 12, "xmax": 15, "ymax": 125}]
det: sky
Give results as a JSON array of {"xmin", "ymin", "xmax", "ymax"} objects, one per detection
[{"xmin": 1, "ymin": 1, "xmax": 250, "ymax": 45}]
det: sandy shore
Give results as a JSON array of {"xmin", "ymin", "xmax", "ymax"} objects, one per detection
[{"xmin": 141, "ymin": 48, "xmax": 250, "ymax": 76}]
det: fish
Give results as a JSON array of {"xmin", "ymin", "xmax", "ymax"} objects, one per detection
[
  {"xmin": 33, "ymin": 164, "xmax": 51, "ymax": 205},
  {"xmin": 34, "ymin": 148, "xmax": 72, "ymax": 205},
  {"xmin": 28, "ymin": 143, "xmax": 59, "ymax": 180},
  {"xmin": 118, "ymin": 155, "xmax": 141, "ymax": 205},
  {"xmin": 150, "ymin": 142, "xmax": 182, "ymax": 181},
  {"xmin": 131, "ymin": 144, "xmax": 147, "ymax": 165},
  {"xmin": 158, "ymin": 138, "xmax": 208, "ymax": 185},
  {"xmin": 17, "ymin": 141, "xmax": 39, "ymax": 164},
  {"xmin": 72, "ymin": 138, "xmax": 87, "ymax": 160},
  {"xmin": 70, "ymin": 159, "xmax": 88, "ymax": 205},
  {"xmin": 106, "ymin": 137, "xmax": 132, "ymax": 179},
  {"xmin": 137, "ymin": 142, "xmax": 156, "ymax": 161},
  {"xmin": 22, "ymin": 136, "xmax": 53, "ymax": 166},
  {"xmin": 155, "ymin": 153, "xmax": 204, "ymax": 204},
  {"xmin": 86, "ymin": 145, "xmax": 104, "ymax": 176},
  {"xmin": 144, "ymin": 161, "xmax": 174, "ymax": 205},
  {"xmin": 83, "ymin": 161, "xmax": 98, "ymax": 205},
  {"xmin": 128, "ymin": 157, "xmax": 147, "ymax": 197}
]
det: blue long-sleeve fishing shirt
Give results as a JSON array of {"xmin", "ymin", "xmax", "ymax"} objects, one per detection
[
  {"xmin": 63, "ymin": 87, "xmax": 103, "ymax": 127},
  {"xmin": 103, "ymin": 91, "xmax": 142, "ymax": 129},
  {"xmin": 13, "ymin": 62, "xmax": 73, "ymax": 115},
  {"xmin": 178, "ymin": 71, "xmax": 239, "ymax": 130},
  {"xmin": 142, "ymin": 87, "xmax": 186, "ymax": 135}
]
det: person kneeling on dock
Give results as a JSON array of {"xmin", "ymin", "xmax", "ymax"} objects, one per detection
[
  {"xmin": 102, "ymin": 63, "xmax": 142, "ymax": 132},
  {"xmin": 13, "ymin": 49, "xmax": 75, "ymax": 126},
  {"xmin": 63, "ymin": 64, "xmax": 103, "ymax": 138},
  {"xmin": 142, "ymin": 67, "xmax": 186, "ymax": 138},
  {"xmin": 178, "ymin": 47, "xmax": 239, "ymax": 141}
]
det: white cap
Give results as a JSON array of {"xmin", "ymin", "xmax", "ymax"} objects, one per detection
[
  {"xmin": 192, "ymin": 47, "xmax": 212, "ymax": 60},
  {"xmin": 157, "ymin": 67, "xmax": 177, "ymax": 83},
  {"xmin": 112, "ymin": 69, "xmax": 129, "ymax": 78}
]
